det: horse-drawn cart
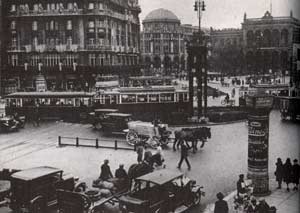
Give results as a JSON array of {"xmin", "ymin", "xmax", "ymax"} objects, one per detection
[{"xmin": 124, "ymin": 121, "xmax": 171, "ymax": 148}]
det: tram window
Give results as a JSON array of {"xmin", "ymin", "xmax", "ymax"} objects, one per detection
[
  {"xmin": 149, "ymin": 94, "xmax": 159, "ymax": 102},
  {"xmin": 160, "ymin": 93, "xmax": 174, "ymax": 102},
  {"xmin": 178, "ymin": 93, "xmax": 184, "ymax": 102},
  {"xmin": 137, "ymin": 95, "xmax": 148, "ymax": 103},
  {"xmin": 121, "ymin": 95, "xmax": 136, "ymax": 103},
  {"xmin": 184, "ymin": 93, "xmax": 188, "ymax": 101}
]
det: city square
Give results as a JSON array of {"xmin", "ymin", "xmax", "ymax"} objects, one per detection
[{"xmin": 0, "ymin": 0, "xmax": 300, "ymax": 213}]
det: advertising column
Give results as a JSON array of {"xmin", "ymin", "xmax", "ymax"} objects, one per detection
[{"xmin": 247, "ymin": 95, "xmax": 273, "ymax": 196}]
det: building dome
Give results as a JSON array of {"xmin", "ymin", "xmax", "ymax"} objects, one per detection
[{"xmin": 143, "ymin": 8, "xmax": 180, "ymax": 23}]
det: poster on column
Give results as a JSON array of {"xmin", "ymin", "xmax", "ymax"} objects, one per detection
[{"xmin": 248, "ymin": 115, "xmax": 269, "ymax": 173}]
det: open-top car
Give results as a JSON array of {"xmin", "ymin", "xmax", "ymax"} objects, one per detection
[
  {"xmin": 8, "ymin": 166, "xmax": 80, "ymax": 212},
  {"xmin": 89, "ymin": 109, "xmax": 119, "ymax": 130},
  {"xmin": 100, "ymin": 113, "xmax": 132, "ymax": 134},
  {"xmin": 118, "ymin": 169, "xmax": 204, "ymax": 213}
]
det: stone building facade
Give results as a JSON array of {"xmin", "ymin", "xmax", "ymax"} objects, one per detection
[
  {"xmin": 1, "ymin": 0, "xmax": 141, "ymax": 94},
  {"xmin": 140, "ymin": 8, "xmax": 199, "ymax": 74},
  {"xmin": 242, "ymin": 11, "xmax": 300, "ymax": 76}
]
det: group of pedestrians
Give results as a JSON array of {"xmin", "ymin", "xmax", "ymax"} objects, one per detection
[{"xmin": 275, "ymin": 158, "xmax": 300, "ymax": 191}]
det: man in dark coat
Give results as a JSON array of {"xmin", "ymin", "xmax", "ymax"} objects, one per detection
[
  {"xmin": 99, "ymin": 159, "xmax": 113, "ymax": 181},
  {"xmin": 283, "ymin": 158, "xmax": 293, "ymax": 191},
  {"xmin": 177, "ymin": 141, "xmax": 191, "ymax": 170},
  {"xmin": 292, "ymin": 159, "xmax": 300, "ymax": 191},
  {"xmin": 256, "ymin": 198, "xmax": 270, "ymax": 213},
  {"xmin": 115, "ymin": 164, "xmax": 129, "ymax": 190},
  {"xmin": 237, "ymin": 174, "xmax": 247, "ymax": 196},
  {"xmin": 214, "ymin": 192, "xmax": 228, "ymax": 213},
  {"xmin": 275, "ymin": 158, "xmax": 284, "ymax": 189}
]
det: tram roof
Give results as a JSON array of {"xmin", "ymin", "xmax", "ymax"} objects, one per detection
[
  {"xmin": 129, "ymin": 76, "xmax": 175, "ymax": 80},
  {"xmin": 5, "ymin": 92, "xmax": 95, "ymax": 98},
  {"xmin": 119, "ymin": 86, "xmax": 176, "ymax": 93}
]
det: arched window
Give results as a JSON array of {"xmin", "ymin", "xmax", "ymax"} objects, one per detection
[
  {"xmin": 272, "ymin": 29, "xmax": 280, "ymax": 46},
  {"xmin": 281, "ymin": 29, "xmax": 288, "ymax": 45},
  {"xmin": 246, "ymin": 31, "xmax": 254, "ymax": 47},
  {"xmin": 263, "ymin": 29, "xmax": 271, "ymax": 47}
]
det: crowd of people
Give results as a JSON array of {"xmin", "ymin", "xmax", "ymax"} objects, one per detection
[{"xmin": 274, "ymin": 158, "xmax": 300, "ymax": 191}]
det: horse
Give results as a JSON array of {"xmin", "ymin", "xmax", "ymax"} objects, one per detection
[{"xmin": 173, "ymin": 127, "xmax": 211, "ymax": 152}]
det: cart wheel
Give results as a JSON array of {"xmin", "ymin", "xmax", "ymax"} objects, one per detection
[{"xmin": 126, "ymin": 130, "xmax": 139, "ymax": 146}]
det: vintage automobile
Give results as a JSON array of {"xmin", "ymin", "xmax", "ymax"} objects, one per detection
[
  {"xmin": 89, "ymin": 109, "xmax": 119, "ymax": 130},
  {"xmin": 124, "ymin": 121, "xmax": 172, "ymax": 148},
  {"xmin": 8, "ymin": 166, "xmax": 81, "ymax": 213},
  {"xmin": 100, "ymin": 113, "xmax": 132, "ymax": 134},
  {"xmin": 0, "ymin": 116, "xmax": 18, "ymax": 133},
  {"xmin": 118, "ymin": 169, "xmax": 204, "ymax": 213}
]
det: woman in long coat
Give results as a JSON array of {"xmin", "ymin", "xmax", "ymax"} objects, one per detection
[
  {"xmin": 283, "ymin": 158, "xmax": 293, "ymax": 191},
  {"xmin": 275, "ymin": 158, "xmax": 284, "ymax": 189}
]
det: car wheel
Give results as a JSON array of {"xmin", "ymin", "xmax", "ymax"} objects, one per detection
[{"xmin": 126, "ymin": 130, "xmax": 139, "ymax": 146}]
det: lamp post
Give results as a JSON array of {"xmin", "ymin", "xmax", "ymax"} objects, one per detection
[{"xmin": 193, "ymin": 0, "xmax": 207, "ymax": 118}]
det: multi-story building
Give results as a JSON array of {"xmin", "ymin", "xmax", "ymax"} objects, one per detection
[
  {"xmin": 140, "ymin": 8, "xmax": 201, "ymax": 74},
  {"xmin": 1, "ymin": 0, "xmax": 141, "ymax": 94},
  {"xmin": 242, "ymin": 11, "xmax": 300, "ymax": 76},
  {"xmin": 209, "ymin": 28, "xmax": 244, "ymax": 74}
]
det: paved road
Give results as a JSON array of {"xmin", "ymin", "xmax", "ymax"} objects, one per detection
[{"xmin": 0, "ymin": 110, "xmax": 299, "ymax": 212}]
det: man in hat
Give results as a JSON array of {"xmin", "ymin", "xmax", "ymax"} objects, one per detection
[
  {"xmin": 256, "ymin": 198, "xmax": 270, "ymax": 213},
  {"xmin": 214, "ymin": 192, "xmax": 228, "ymax": 213},
  {"xmin": 115, "ymin": 164, "xmax": 129, "ymax": 190},
  {"xmin": 237, "ymin": 174, "xmax": 247, "ymax": 197},
  {"xmin": 292, "ymin": 159, "xmax": 300, "ymax": 190},
  {"xmin": 99, "ymin": 159, "xmax": 113, "ymax": 181}
]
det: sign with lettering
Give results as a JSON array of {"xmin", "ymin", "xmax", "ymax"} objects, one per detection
[
  {"xmin": 246, "ymin": 96, "xmax": 274, "ymax": 109},
  {"xmin": 248, "ymin": 114, "xmax": 270, "ymax": 195}
]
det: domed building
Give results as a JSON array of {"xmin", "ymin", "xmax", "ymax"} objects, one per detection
[{"xmin": 141, "ymin": 8, "xmax": 198, "ymax": 74}]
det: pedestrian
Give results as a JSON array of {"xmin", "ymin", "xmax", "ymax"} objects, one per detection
[
  {"xmin": 292, "ymin": 159, "xmax": 300, "ymax": 191},
  {"xmin": 115, "ymin": 164, "xmax": 129, "ymax": 190},
  {"xmin": 237, "ymin": 174, "xmax": 247, "ymax": 197},
  {"xmin": 214, "ymin": 192, "xmax": 229, "ymax": 213},
  {"xmin": 144, "ymin": 146, "xmax": 152, "ymax": 164},
  {"xmin": 135, "ymin": 140, "xmax": 144, "ymax": 163},
  {"xmin": 283, "ymin": 158, "xmax": 293, "ymax": 191},
  {"xmin": 256, "ymin": 198, "xmax": 270, "ymax": 213},
  {"xmin": 274, "ymin": 158, "xmax": 284, "ymax": 189},
  {"xmin": 33, "ymin": 103, "xmax": 40, "ymax": 127},
  {"xmin": 247, "ymin": 198, "xmax": 258, "ymax": 213},
  {"xmin": 99, "ymin": 159, "xmax": 113, "ymax": 181},
  {"xmin": 177, "ymin": 141, "xmax": 191, "ymax": 170}
]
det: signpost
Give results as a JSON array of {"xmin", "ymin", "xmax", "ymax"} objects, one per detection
[{"xmin": 246, "ymin": 95, "xmax": 273, "ymax": 196}]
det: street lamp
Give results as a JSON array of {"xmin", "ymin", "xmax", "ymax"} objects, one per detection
[{"xmin": 194, "ymin": 0, "xmax": 206, "ymax": 42}]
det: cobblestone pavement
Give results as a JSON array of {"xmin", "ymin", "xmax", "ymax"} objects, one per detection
[{"xmin": 0, "ymin": 110, "xmax": 299, "ymax": 212}]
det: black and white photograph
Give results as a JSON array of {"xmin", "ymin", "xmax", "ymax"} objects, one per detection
[{"xmin": 0, "ymin": 0, "xmax": 299, "ymax": 212}]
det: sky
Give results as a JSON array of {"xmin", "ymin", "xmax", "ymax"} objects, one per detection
[{"xmin": 139, "ymin": 0, "xmax": 300, "ymax": 29}]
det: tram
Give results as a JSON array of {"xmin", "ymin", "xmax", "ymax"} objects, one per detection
[
  {"xmin": 94, "ymin": 86, "xmax": 189, "ymax": 121},
  {"xmin": 5, "ymin": 92, "xmax": 94, "ymax": 122},
  {"xmin": 279, "ymin": 96, "xmax": 300, "ymax": 121}
]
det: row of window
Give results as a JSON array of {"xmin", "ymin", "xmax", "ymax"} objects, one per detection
[
  {"xmin": 11, "ymin": 20, "xmax": 73, "ymax": 31},
  {"xmin": 98, "ymin": 93, "xmax": 188, "ymax": 104},
  {"xmin": 9, "ymin": 54, "xmax": 77, "ymax": 67},
  {"xmin": 88, "ymin": 54, "xmax": 137, "ymax": 66},
  {"xmin": 10, "ymin": 2, "xmax": 106, "ymax": 13}
]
